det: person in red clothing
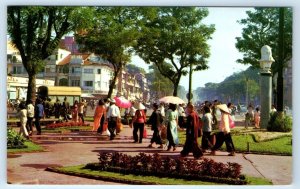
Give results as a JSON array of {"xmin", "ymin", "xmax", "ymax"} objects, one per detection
[
  {"xmin": 180, "ymin": 103, "xmax": 203, "ymax": 159},
  {"xmin": 130, "ymin": 102, "xmax": 146, "ymax": 143}
]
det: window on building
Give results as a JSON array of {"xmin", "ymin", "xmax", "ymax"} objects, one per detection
[
  {"xmin": 13, "ymin": 66, "xmax": 22, "ymax": 74},
  {"xmin": 97, "ymin": 69, "xmax": 101, "ymax": 74},
  {"xmin": 84, "ymin": 69, "xmax": 93, "ymax": 74},
  {"xmin": 71, "ymin": 80, "xmax": 80, "ymax": 86},
  {"xmin": 84, "ymin": 81, "xmax": 93, "ymax": 87},
  {"xmin": 71, "ymin": 67, "xmax": 81, "ymax": 73}
]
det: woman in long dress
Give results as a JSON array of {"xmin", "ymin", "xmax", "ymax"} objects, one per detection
[
  {"xmin": 180, "ymin": 103, "xmax": 203, "ymax": 159},
  {"xmin": 93, "ymin": 99, "xmax": 106, "ymax": 132},
  {"xmin": 166, "ymin": 103, "xmax": 179, "ymax": 151}
]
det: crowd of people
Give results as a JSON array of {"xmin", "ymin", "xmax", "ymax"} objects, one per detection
[
  {"xmin": 90, "ymin": 98, "xmax": 238, "ymax": 159},
  {"xmin": 15, "ymin": 95, "xmax": 280, "ymax": 159},
  {"xmin": 15, "ymin": 96, "xmax": 87, "ymax": 139}
]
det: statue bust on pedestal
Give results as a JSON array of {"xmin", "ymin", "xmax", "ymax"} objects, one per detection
[{"xmin": 259, "ymin": 45, "xmax": 275, "ymax": 73}]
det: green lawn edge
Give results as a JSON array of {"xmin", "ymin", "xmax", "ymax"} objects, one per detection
[
  {"xmin": 48, "ymin": 165, "xmax": 272, "ymax": 185},
  {"xmin": 178, "ymin": 130, "xmax": 292, "ymax": 156},
  {"xmin": 7, "ymin": 141, "xmax": 45, "ymax": 153}
]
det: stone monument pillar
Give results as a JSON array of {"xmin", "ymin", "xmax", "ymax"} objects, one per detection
[{"xmin": 259, "ymin": 45, "xmax": 275, "ymax": 128}]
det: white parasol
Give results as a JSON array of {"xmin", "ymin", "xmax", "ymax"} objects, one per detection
[{"xmin": 159, "ymin": 96, "xmax": 185, "ymax": 104}]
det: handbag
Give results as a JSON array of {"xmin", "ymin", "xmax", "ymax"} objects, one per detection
[
  {"xmin": 143, "ymin": 127, "xmax": 147, "ymax": 138},
  {"xmin": 229, "ymin": 115, "xmax": 235, "ymax": 128}
]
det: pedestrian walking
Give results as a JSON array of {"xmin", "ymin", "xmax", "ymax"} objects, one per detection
[
  {"xmin": 72, "ymin": 100, "xmax": 79, "ymax": 123},
  {"xmin": 62, "ymin": 97, "xmax": 70, "ymax": 122},
  {"xmin": 131, "ymin": 102, "xmax": 146, "ymax": 143},
  {"xmin": 245, "ymin": 104, "xmax": 254, "ymax": 129},
  {"xmin": 93, "ymin": 99, "xmax": 106, "ymax": 132},
  {"xmin": 166, "ymin": 103, "xmax": 179, "ymax": 151},
  {"xmin": 180, "ymin": 103, "xmax": 203, "ymax": 159},
  {"xmin": 26, "ymin": 99, "xmax": 34, "ymax": 136},
  {"xmin": 18, "ymin": 102, "xmax": 29, "ymax": 139},
  {"xmin": 254, "ymin": 107, "xmax": 261, "ymax": 129},
  {"xmin": 106, "ymin": 99, "xmax": 121, "ymax": 140},
  {"xmin": 201, "ymin": 106, "xmax": 213, "ymax": 152},
  {"xmin": 34, "ymin": 98, "xmax": 44, "ymax": 135},
  {"xmin": 78, "ymin": 99, "xmax": 85, "ymax": 124},
  {"xmin": 147, "ymin": 103, "xmax": 163, "ymax": 148},
  {"xmin": 211, "ymin": 104, "xmax": 235, "ymax": 156},
  {"xmin": 54, "ymin": 98, "xmax": 61, "ymax": 119}
]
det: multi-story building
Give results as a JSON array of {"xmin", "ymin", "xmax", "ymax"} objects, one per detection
[
  {"xmin": 117, "ymin": 70, "xmax": 150, "ymax": 102},
  {"xmin": 57, "ymin": 53, "xmax": 116, "ymax": 98},
  {"xmin": 7, "ymin": 41, "xmax": 26, "ymax": 77},
  {"xmin": 44, "ymin": 48, "xmax": 71, "ymax": 85},
  {"xmin": 7, "ymin": 38, "xmax": 151, "ymax": 102}
]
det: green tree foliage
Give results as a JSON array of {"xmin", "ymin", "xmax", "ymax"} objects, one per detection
[
  {"xmin": 235, "ymin": 7, "xmax": 292, "ymax": 72},
  {"xmin": 146, "ymin": 65, "xmax": 174, "ymax": 100},
  {"xmin": 235, "ymin": 7, "xmax": 292, "ymax": 111},
  {"xmin": 75, "ymin": 7, "xmax": 141, "ymax": 98},
  {"xmin": 126, "ymin": 64, "xmax": 146, "ymax": 75},
  {"xmin": 7, "ymin": 6, "xmax": 77, "ymax": 102},
  {"xmin": 196, "ymin": 67, "xmax": 260, "ymax": 104},
  {"xmin": 135, "ymin": 7, "xmax": 215, "ymax": 96}
]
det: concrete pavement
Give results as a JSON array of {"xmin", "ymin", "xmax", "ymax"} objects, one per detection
[{"xmin": 7, "ymin": 123, "xmax": 292, "ymax": 185}]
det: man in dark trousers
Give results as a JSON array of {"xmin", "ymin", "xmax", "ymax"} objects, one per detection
[
  {"xmin": 147, "ymin": 103, "xmax": 163, "ymax": 148},
  {"xmin": 34, "ymin": 98, "xmax": 44, "ymax": 135},
  {"xmin": 106, "ymin": 99, "xmax": 121, "ymax": 140}
]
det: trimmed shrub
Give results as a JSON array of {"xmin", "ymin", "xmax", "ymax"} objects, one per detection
[
  {"xmin": 268, "ymin": 112, "xmax": 292, "ymax": 132},
  {"xmin": 7, "ymin": 127, "xmax": 26, "ymax": 149},
  {"xmin": 87, "ymin": 152, "xmax": 244, "ymax": 184}
]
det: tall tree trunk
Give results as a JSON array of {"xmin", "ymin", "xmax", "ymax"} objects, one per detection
[
  {"xmin": 277, "ymin": 8, "xmax": 284, "ymax": 112},
  {"xmin": 107, "ymin": 66, "xmax": 121, "ymax": 99},
  {"xmin": 172, "ymin": 75, "xmax": 181, "ymax": 97},
  {"xmin": 27, "ymin": 73, "xmax": 36, "ymax": 103}
]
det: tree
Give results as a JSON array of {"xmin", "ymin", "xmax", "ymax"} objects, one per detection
[
  {"xmin": 195, "ymin": 67, "xmax": 260, "ymax": 104},
  {"xmin": 75, "ymin": 7, "xmax": 141, "ymax": 98},
  {"xmin": 126, "ymin": 64, "xmax": 146, "ymax": 75},
  {"xmin": 7, "ymin": 6, "xmax": 77, "ymax": 102},
  {"xmin": 146, "ymin": 65, "xmax": 173, "ymax": 100},
  {"xmin": 135, "ymin": 7, "xmax": 215, "ymax": 96},
  {"xmin": 235, "ymin": 8, "xmax": 292, "ymax": 111},
  {"xmin": 236, "ymin": 8, "xmax": 292, "ymax": 69}
]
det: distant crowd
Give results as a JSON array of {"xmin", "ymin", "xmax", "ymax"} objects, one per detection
[{"xmin": 12, "ymin": 96, "xmax": 282, "ymax": 159}]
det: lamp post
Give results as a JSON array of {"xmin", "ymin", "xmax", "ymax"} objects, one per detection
[{"xmin": 259, "ymin": 45, "xmax": 275, "ymax": 128}]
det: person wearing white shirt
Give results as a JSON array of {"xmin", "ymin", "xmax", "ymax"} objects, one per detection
[
  {"xmin": 106, "ymin": 99, "xmax": 121, "ymax": 140},
  {"xmin": 26, "ymin": 100, "xmax": 34, "ymax": 135}
]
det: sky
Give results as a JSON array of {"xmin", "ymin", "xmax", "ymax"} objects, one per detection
[{"xmin": 131, "ymin": 7, "xmax": 252, "ymax": 90}]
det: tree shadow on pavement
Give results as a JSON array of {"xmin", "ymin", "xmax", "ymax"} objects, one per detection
[{"xmin": 21, "ymin": 164, "xmax": 63, "ymax": 169}]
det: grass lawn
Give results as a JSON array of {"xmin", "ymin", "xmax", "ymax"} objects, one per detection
[
  {"xmin": 53, "ymin": 165, "xmax": 272, "ymax": 185},
  {"xmin": 178, "ymin": 129, "xmax": 292, "ymax": 156},
  {"xmin": 7, "ymin": 141, "xmax": 44, "ymax": 153}
]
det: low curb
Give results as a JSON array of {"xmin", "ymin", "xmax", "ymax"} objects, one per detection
[{"xmin": 45, "ymin": 167, "xmax": 159, "ymax": 185}]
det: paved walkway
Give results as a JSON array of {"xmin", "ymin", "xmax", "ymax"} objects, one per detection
[{"xmin": 7, "ymin": 124, "xmax": 292, "ymax": 185}]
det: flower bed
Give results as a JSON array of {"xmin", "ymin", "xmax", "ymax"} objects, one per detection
[
  {"xmin": 45, "ymin": 121, "xmax": 90, "ymax": 129},
  {"xmin": 84, "ymin": 152, "xmax": 246, "ymax": 185}
]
